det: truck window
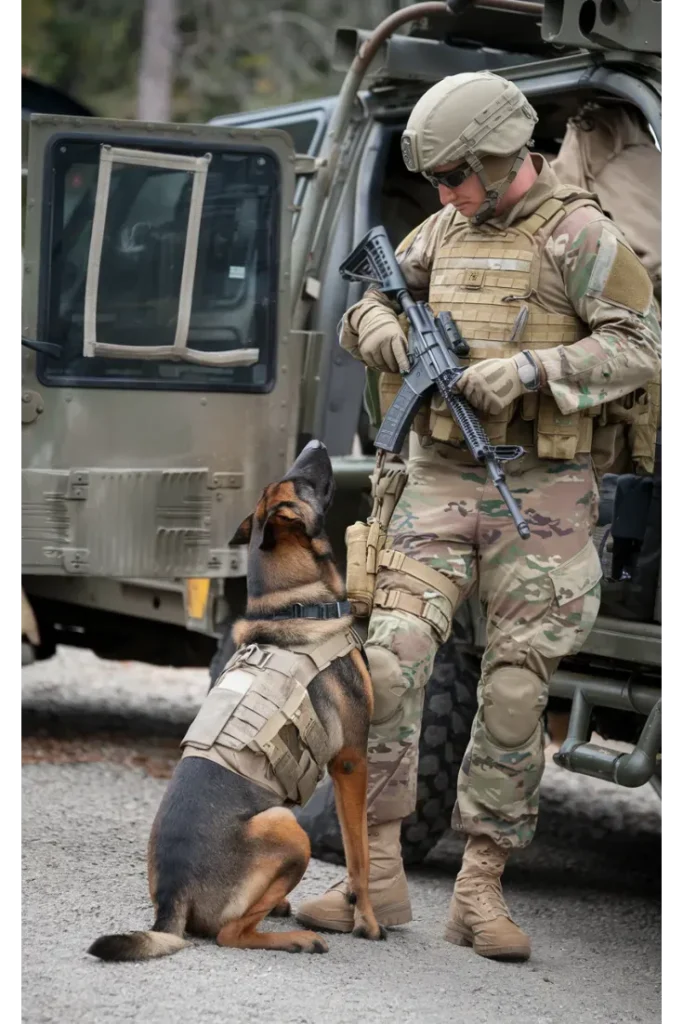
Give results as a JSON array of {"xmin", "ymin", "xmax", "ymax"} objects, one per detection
[
  {"xmin": 211, "ymin": 107, "xmax": 328, "ymax": 157},
  {"xmin": 36, "ymin": 138, "xmax": 283, "ymax": 393},
  {"xmin": 270, "ymin": 117, "xmax": 321, "ymax": 155}
]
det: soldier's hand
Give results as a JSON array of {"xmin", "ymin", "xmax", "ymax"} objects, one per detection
[
  {"xmin": 356, "ymin": 304, "xmax": 410, "ymax": 374},
  {"xmin": 455, "ymin": 356, "xmax": 527, "ymax": 415}
]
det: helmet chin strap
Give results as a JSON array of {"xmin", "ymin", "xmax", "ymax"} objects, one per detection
[{"xmin": 466, "ymin": 148, "xmax": 530, "ymax": 225}]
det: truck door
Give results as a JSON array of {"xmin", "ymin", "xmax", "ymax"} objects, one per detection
[{"xmin": 22, "ymin": 115, "xmax": 299, "ymax": 579}]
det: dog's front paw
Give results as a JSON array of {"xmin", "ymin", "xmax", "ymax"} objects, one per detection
[
  {"xmin": 285, "ymin": 930, "xmax": 329, "ymax": 954},
  {"xmin": 352, "ymin": 917, "xmax": 387, "ymax": 941}
]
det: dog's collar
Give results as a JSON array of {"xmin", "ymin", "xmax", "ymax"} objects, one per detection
[{"xmin": 244, "ymin": 600, "xmax": 352, "ymax": 622}]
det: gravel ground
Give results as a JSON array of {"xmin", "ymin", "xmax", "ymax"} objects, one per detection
[{"xmin": 23, "ymin": 648, "xmax": 662, "ymax": 1024}]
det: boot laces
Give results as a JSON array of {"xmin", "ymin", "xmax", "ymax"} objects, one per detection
[{"xmin": 472, "ymin": 877, "xmax": 510, "ymax": 917}]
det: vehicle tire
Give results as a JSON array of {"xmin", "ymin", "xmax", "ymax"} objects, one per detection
[{"xmin": 295, "ymin": 632, "xmax": 481, "ymax": 866}]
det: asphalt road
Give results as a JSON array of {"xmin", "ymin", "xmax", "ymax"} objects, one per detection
[{"xmin": 23, "ymin": 648, "xmax": 662, "ymax": 1024}]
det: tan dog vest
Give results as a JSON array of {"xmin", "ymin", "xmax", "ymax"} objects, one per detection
[{"xmin": 181, "ymin": 629, "xmax": 362, "ymax": 805}]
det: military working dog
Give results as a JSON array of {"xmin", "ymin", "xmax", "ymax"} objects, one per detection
[{"xmin": 88, "ymin": 441, "xmax": 384, "ymax": 959}]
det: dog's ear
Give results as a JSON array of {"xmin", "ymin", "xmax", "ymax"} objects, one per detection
[
  {"xmin": 229, "ymin": 513, "xmax": 253, "ymax": 546},
  {"xmin": 257, "ymin": 502, "xmax": 311, "ymax": 550},
  {"xmin": 257, "ymin": 518, "xmax": 276, "ymax": 551}
]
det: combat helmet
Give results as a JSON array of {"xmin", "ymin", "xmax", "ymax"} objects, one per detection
[{"xmin": 401, "ymin": 71, "xmax": 538, "ymax": 223}]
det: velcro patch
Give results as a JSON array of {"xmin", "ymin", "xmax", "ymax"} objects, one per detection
[
  {"xmin": 602, "ymin": 241, "xmax": 652, "ymax": 314},
  {"xmin": 588, "ymin": 235, "xmax": 652, "ymax": 315}
]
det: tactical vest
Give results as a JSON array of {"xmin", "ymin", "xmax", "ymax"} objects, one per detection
[
  {"xmin": 181, "ymin": 629, "xmax": 362, "ymax": 806},
  {"xmin": 380, "ymin": 189, "xmax": 605, "ymax": 460}
]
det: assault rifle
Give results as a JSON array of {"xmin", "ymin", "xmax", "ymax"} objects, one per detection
[{"xmin": 339, "ymin": 226, "xmax": 530, "ymax": 540}]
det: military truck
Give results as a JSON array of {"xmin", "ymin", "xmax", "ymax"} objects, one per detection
[{"xmin": 22, "ymin": 0, "xmax": 661, "ymax": 863}]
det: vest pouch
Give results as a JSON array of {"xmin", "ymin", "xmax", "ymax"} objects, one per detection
[
  {"xmin": 535, "ymin": 392, "xmax": 584, "ymax": 460},
  {"xmin": 182, "ymin": 686, "xmax": 246, "ymax": 751},
  {"xmin": 379, "ymin": 371, "xmax": 403, "ymax": 416},
  {"xmin": 627, "ymin": 378, "xmax": 660, "ymax": 475},
  {"xmin": 429, "ymin": 391, "xmax": 516, "ymax": 446},
  {"xmin": 364, "ymin": 368, "xmax": 382, "ymax": 430},
  {"xmin": 521, "ymin": 391, "xmax": 539, "ymax": 421},
  {"xmin": 345, "ymin": 521, "xmax": 377, "ymax": 618},
  {"xmin": 592, "ymin": 422, "xmax": 630, "ymax": 476},
  {"xmin": 591, "ymin": 384, "xmax": 658, "ymax": 476}
]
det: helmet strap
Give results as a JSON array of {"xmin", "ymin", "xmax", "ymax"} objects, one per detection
[{"xmin": 468, "ymin": 147, "xmax": 530, "ymax": 225}]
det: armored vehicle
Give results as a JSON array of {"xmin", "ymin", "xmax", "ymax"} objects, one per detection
[{"xmin": 22, "ymin": 0, "xmax": 661, "ymax": 862}]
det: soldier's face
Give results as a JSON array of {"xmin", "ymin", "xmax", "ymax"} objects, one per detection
[{"xmin": 433, "ymin": 161, "xmax": 486, "ymax": 217}]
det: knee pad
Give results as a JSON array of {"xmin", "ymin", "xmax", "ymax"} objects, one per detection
[
  {"xmin": 483, "ymin": 666, "xmax": 547, "ymax": 747},
  {"xmin": 367, "ymin": 611, "xmax": 438, "ymax": 724}
]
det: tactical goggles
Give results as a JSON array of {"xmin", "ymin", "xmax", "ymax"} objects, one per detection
[{"xmin": 422, "ymin": 163, "xmax": 472, "ymax": 189}]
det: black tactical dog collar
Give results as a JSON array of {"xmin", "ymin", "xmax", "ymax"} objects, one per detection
[{"xmin": 244, "ymin": 600, "xmax": 352, "ymax": 621}]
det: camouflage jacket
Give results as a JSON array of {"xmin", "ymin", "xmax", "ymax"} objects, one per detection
[{"xmin": 341, "ymin": 156, "xmax": 661, "ymax": 416}]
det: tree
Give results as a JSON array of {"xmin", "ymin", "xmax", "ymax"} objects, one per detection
[{"xmin": 137, "ymin": 0, "xmax": 178, "ymax": 121}]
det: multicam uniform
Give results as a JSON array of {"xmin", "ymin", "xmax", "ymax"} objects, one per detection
[
  {"xmin": 341, "ymin": 156, "xmax": 661, "ymax": 850},
  {"xmin": 296, "ymin": 72, "xmax": 661, "ymax": 957}
]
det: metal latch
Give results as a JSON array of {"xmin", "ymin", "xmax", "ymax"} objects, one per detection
[
  {"xmin": 208, "ymin": 472, "xmax": 244, "ymax": 490},
  {"xmin": 66, "ymin": 471, "xmax": 89, "ymax": 500},
  {"xmin": 293, "ymin": 154, "xmax": 326, "ymax": 176},
  {"xmin": 22, "ymin": 390, "xmax": 44, "ymax": 425},
  {"xmin": 62, "ymin": 548, "xmax": 89, "ymax": 573}
]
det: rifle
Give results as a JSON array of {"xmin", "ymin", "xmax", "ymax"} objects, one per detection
[{"xmin": 339, "ymin": 226, "xmax": 531, "ymax": 540}]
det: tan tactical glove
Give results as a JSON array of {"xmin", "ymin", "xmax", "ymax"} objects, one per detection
[
  {"xmin": 339, "ymin": 290, "xmax": 410, "ymax": 374},
  {"xmin": 455, "ymin": 352, "xmax": 543, "ymax": 415}
]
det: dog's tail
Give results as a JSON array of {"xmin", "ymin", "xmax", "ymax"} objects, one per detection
[{"xmin": 88, "ymin": 902, "xmax": 189, "ymax": 962}]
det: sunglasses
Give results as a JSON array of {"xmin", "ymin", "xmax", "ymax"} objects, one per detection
[{"xmin": 422, "ymin": 164, "xmax": 472, "ymax": 189}]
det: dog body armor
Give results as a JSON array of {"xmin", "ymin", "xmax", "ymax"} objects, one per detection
[{"xmin": 181, "ymin": 629, "xmax": 362, "ymax": 805}]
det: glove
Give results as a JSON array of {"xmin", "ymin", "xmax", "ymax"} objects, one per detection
[
  {"xmin": 340, "ymin": 291, "xmax": 410, "ymax": 374},
  {"xmin": 455, "ymin": 353, "xmax": 535, "ymax": 416}
]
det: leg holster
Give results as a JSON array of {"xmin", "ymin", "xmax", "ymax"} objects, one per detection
[{"xmin": 345, "ymin": 453, "xmax": 408, "ymax": 618}]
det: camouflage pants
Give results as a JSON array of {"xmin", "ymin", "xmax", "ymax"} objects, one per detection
[{"xmin": 365, "ymin": 437, "xmax": 602, "ymax": 849}]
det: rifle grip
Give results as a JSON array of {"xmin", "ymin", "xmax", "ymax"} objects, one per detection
[{"xmin": 375, "ymin": 382, "xmax": 425, "ymax": 455}]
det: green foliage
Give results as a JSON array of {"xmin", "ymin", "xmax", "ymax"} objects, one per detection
[{"xmin": 22, "ymin": 0, "xmax": 395, "ymax": 121}]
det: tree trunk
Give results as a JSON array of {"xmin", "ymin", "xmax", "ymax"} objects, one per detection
[{"xmin": 137, "ymin": 0, "xmax": 178, "ymax": 122}]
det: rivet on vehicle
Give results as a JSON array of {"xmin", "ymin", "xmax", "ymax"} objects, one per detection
[{"xmin": 200, "ymin": 397, "xmax": 207, "ymax": 406}]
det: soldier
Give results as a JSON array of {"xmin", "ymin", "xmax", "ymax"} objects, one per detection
[{"xmin": 295, "ymin": 72, "xmax": 661, "ymax": 960}]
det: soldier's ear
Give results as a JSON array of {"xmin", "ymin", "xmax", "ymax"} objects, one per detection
[{"xmin": 229, "ymin": 514, "xmax": 253, "ymax": 545}]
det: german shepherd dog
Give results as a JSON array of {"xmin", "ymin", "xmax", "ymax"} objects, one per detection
[{"xmin": 88, "ymin": 440, "xmax": 384, "ymax": 959}]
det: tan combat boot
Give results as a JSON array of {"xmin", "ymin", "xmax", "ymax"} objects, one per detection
[
  {"xmin": 444, "ymin": 834, "xmax": 531, "ymax": 961},
  {"xmin": 295, "ymin": 820, "xmax": 412, "ymax": 932}
]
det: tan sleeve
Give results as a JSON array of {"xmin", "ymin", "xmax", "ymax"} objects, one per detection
[{"xmin": 534, "ymin": 207, "xmax": 661, "ymax": 415}]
